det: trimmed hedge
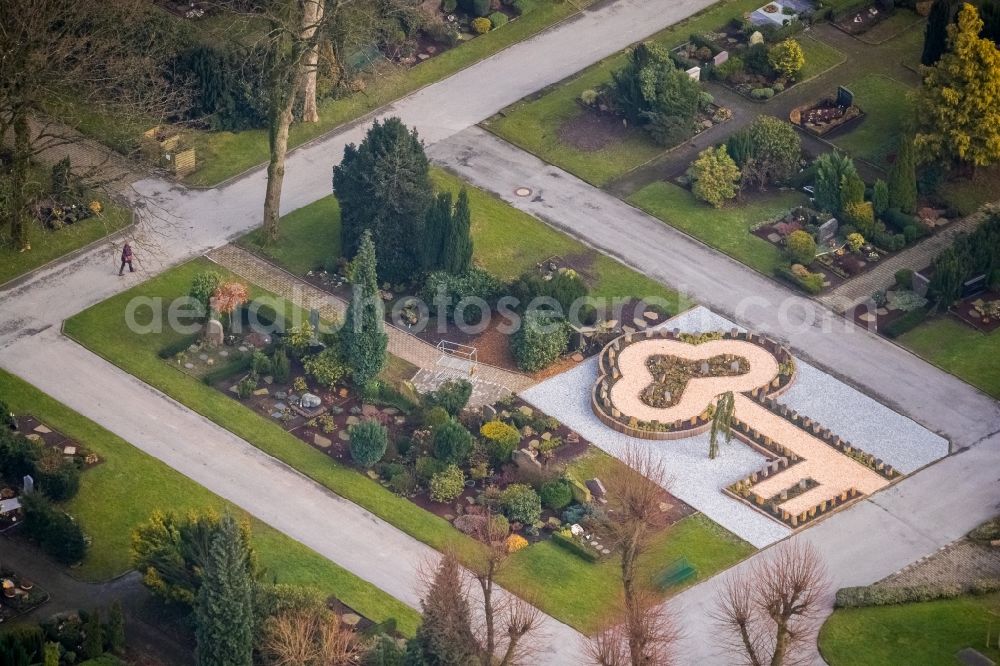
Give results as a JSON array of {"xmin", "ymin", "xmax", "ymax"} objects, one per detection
[
  {"xmin": 835, "ymin": 578, "xmax": 1000, "ymax": 608},
  {"xmin": 201, "ymin": 356, "xmax": 252, "ymax": 385},
  {"xmin": 775, "ymin": 266, "xmax": 824, "ymax": 294},
  {"xmin": 157, "ymin": 334, "xmax": 199, "ymax": 359},
  {"xmin": 882, "ymin": 307, "xmax": 929, "ymax": 338},
  {"xmin": 551, "ymin": 530, "xmax": 599, "ymax": 563}
]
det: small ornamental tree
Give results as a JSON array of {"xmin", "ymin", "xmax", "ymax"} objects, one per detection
[
  {"xmin": 839, "ymin": 171, "xmax": 866, "ymax": 212},
  {"xmin": 813, "ymin": 152, "xmax": 857, "ymax": 214},
  {"xmin": 430, "ymin": 465, "xmax": 466, "ymax": 503},
  {"xmin": 349, "ymin": 420, "xmax": 388, "ymax": 468},
  {"xmin": 302, "ymin": 347, "xmax": 349, "ymax": 387},
  {"xmin": 500, "ymin": 483, "xmax": 541, "ymax": 525},
  {"xmin": 107, "ymin": 601, "xmax": 126, "ymax": 655},
  {"xmin": 433, "ymin": 420, "xmax": 474, "ymax": 465},
  {"xmin": 872, "ymin": 179, "xmax": 890, "ymax": 216},
  {"xmin": 709, "ymin": 392, "xmax": 736, "ymax": 460},
  {"xmin": 743, "ymin": 117, "xmax": 801, "ymax": 190},
  {"xmin": 922, "ymin": 0, "xmax": 960, "ymax": 66},
  {"xmin": 443, "ymin": 189, "xmax": 474, "ymax": 275},
  {"xmin": 511, "ymin": 310, "xmax": 569, "ymax": 372},
  {"xmin": 915, "ymin": 4, "xmax": 1000, "ymax": 168},
  {"xmin": 341, "ymin": 230, "xmax": 388, "ymax": 393},
  {"xmin": 406, "ymin": 552, "xmax": 478, "ymax": 665},
  {"xmin": 690, "ymin": 146, "xmax": 742, "ymax": 208},
  {"xmin": 195, "ymin": 515, "xmax": 254, "ymax": 666},
  {"xmin": 212, "ymin": 281, "xmax": 249, "ymax": 329},
  {"xmin": 423, "ymin": 191, "xmax": 452, "ymax": 272},
  {"xmin": 888, "ymin": 138, "xmax": 918, "ymax": 214},
  {"xmin": 423, "ymin": 379, "xmax": 473, "ymax": 416},
  {"xmin": 786, "ymin": 230, "xmax": 817, "ymax": 265},
  {"xmin": 83, "ymin": 609, "xmax": 103, "ymax": 660},
  {"xmin": 768, "ymin": 39, "xmax": 805, "ymax": 79},
  {"xmin": 190, "ymin": 271, "xmax": 221, "ymax": 318}
]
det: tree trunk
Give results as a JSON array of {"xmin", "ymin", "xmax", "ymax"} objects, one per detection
[
  {"xmin": 300, "ymin": 0, "xmax": 324, "ymax": 123},
  {"xmin": 262, "ymin": 99, "xmax": 295, "ymax": 244},
  {"xmin": 479, "ymin": 570, "xmax": 496, "ymax": 662},
  {"xmin": 770, "ymin": 625, "xmax": 791, "ymax": 666},
  {"xmin": 10, "ymin": 111, "xmax": 31, "ymax": 251}
]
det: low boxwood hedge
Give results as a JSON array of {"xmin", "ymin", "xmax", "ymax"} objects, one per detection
[
  {"xmin": 835, "ymin": 578, "xmax": 1000, "ymax": 608},
  {"xmin": 882, "ymin": 307, "xmax": 929, "ymax": 338}
]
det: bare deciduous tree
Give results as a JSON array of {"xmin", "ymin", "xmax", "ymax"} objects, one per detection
[
  {"xmin": 0, "ymin": 0, "xmax": 187, "ymax": 251},
  {"xmin": 261, "ymin": 607, "xmax": 360, "ymax": 666},
  {"xmin": 712, "ymin": 541, "xmax": 830, "ymax": 666},
  {"xmin": 587, "ymin": 590, "xmax": 680, "ymax": 666},
  {"xmin": 589, "ymin": 445, "xmax": 680, "ymax": 665}
]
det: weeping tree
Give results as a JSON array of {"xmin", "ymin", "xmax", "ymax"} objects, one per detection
[{"xmin": 709, "ymin": 391, "xmax": 735, "ymax": 460}]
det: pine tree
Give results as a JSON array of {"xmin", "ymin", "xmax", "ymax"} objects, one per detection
[
  {"xmin": 443, "ymin": 189, "xmax": 473, "ymax": 275},
  {"xmin": 341, "ymin": 230, "xmax": 388, "ymax": 393},
  {"xmin": 423, "ymin": 191, "xmax": 453, "ymax": 272},
  {"xmin": 915, "ymin": 4, "xmax": 1000, "ymax": 168},
  {"xmin": 195, "ymin": 515, "xmax": 254, "ymax": 666},
  {"xmin": 83, "ymin": 609, "xmax": 103, "ymax": 659},
  {"xmin": 922, "ymin": 0, "xmax": 959, "ymax": 66},
  {"xmin": 333, "ymin": 117, "xmax": 433, "ymax": 283},
  {"xmin": 887, "ymin": 138, "xmax": 918, "ymax": 213},
  {"xmin": 406, "ymin": 553, "xmax": 478, "ymax": 666},
  {"xmin": 107, "ymin": 601, "xmax": 126, "ymax": 655}
]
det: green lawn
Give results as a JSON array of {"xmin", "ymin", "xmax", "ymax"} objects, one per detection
[
  {"xmin": 899, "ymin": 317, "xmax": 1000, "ymax": 399},
  {"xmin": 798, "ymin": 34, "xmax": 847, "ymax": 81},
  {"xmin": 0, "ymin": 370, "xmax": 420, "ymax": 636},
  {"xmin": 0, "ymin": 206, "xmax": 130, "ymax": 286},
  {"xmin": 483, "ymin": 0, "xmax": 779, "ymax": 187},
  {"xmin": 627, "ymin": 181, "xmax": 805, "ymax": 274},
  {"xmin": 181, "ymin": 0, "xmax": 593, "ymax": 187},
  {"xmin": 856, "ymin": 10, "xmax": 926, "ymax": 45},
  {"xmin": 241, "ymin": 167, "xmax": 688, "ymax": 309},
  {"xmin": 819, "ymin": 593, "xmax": 1000, "ymax": 666},
  {"xmin": 831, "ymin": 74, "xmax": 915, "ymax": 168}
]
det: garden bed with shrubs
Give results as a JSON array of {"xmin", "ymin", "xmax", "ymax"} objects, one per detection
[{"xmin": 0, "ymin": 567, "xmax": 48, "ymax": 623}]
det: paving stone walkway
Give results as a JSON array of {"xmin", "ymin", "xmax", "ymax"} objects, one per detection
[
  {"xmin": 206, "ymin": 245, "xmax": 535, "ymax": 403},
  {"xmin": 879, "ymin": 538, "xmax": 1000, "ymax": 588},
  {"xmin": 818, "ymin": 211, "xmax": 986, "ymax": 311}
]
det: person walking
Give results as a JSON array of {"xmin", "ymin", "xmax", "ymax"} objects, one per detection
[{"xmin": 119, "ymin": 242, "xmax": 135, "ymax": 275}]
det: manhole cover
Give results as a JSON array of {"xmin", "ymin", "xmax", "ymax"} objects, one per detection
[{"xmin": 515, "ymin": 187, "xmax": 532, "ymax": 197}]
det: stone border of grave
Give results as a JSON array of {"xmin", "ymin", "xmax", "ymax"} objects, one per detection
[{"xmin": 590, "ymin": 328, "xmax": 796, "ymax": 440}]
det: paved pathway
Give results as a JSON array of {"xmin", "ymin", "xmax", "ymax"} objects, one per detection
[
  {"xmin": 206, "ymin": 244, "xmax": 535, "ymax": 400},
  {"xmin": 818, "ymin": 211, "xmax": 985, "ymax": 311}
]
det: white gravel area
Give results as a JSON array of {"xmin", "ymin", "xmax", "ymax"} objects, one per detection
[{"xmin": 520, "ymin": 306, "xmax": 949, "ymax": 548}]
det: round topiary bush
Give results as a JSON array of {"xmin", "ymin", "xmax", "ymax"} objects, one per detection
[
  {"xmin": 472, "ymin": 17, "xmax": 492, "ymax": 34},
  {"xmin": 500, "ymin": 483, "xmax": 541, "ymax": 525},
  {"xmin": 430, "ymin": 465, "xmax": 466, "ymax": 503},
  {"xmin": 539, "ymin": 479, "xmax": 573, "ymax": 511},
  {"xmin": 349, "ymin": 420, "xmax": 388, "ymax": 468},
  {"xmin": 786, "ymin": 230, "xmax": 817, "ymax": 264},
  {"xmin": 433, "ymin": 419, "xmax": 474, "ymax": 465},
  {"xmin": 489, "ymin": 11, "xmax": 508, "ymax": 28},
  {"xmin": 480, "ymin": 420, "xmax": 521, "ymax": 464}
]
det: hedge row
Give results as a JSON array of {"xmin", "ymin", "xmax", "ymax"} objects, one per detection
[
  {"xmin": 550, "ymin": 530, "xmax": 599, "ymax": 563},
  {"xmin": 835, "ymin": 578, "xmax": 1000, "ymax": 608},
  {"xmin": 882, "ymin": 307, "xmax": 929, "ymax": 338}
]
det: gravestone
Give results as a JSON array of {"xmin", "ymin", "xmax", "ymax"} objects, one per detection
[
  {"xmin": 912, "ymin": 271, "xmax": 931, "ymax": 297},
  {"xmin": 961, "ymin": 274, "xmax": 987, "ymax": 298},
  {"xmin": 749, "ymin": 31, "xmax": 764, "ymax": 45},
  {"xmin": 712, "ymin": 50, "xmax": 729, "ymax": 66},
  {"xmin": 686, "ymin": 66, "xmax": 701, "ymax": 82},
  {"xmin": 22, "ymin": 475, "xmax": 34, "ymax": 494},
  {"xmin": 817, "ymin": 217, "xmax": 839, "ymax": 246},
  {"xmin": 836, "ymin": 86, "xmax": 854, "ymax": 109},
  {"xmin": 586, "ymin": 478, "xmax": 607, "ymax": 503},
  {"xmin": 300, "ymin": 393, "xmax": 322, "ymax": 409},
  {"xmin": 512, "ymin": 448, "xmax": 542, "ymax": 471},
  {"xmin": 308, "ymin": 309, "xmax": 321, "ymax": 340},
  {"xmin": 203, "ymin": 319, "xmax": 224, "ymax": 348},
  {"xmin": 700, "ymin": 361, "xmax": 710, "ymax": 375}
]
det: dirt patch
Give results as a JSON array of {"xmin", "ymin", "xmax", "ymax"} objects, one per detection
[{"xmin": 557, "ymin": 111, "xmax": 634, "ymax": 152}]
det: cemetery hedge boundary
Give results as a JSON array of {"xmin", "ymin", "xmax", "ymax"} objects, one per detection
[{"xmin": 835, "ymin": 578, "xmax": 1000, "ymax": 608}]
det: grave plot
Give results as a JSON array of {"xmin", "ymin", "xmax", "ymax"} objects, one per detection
[{"xmin": 523, "ymin": 306, "xmax": 949, "ymax": 547}]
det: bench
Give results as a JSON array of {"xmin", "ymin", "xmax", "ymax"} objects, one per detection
[{"xmin": 655, "ymin": 557, "xmax": 697, "ymax": 590}]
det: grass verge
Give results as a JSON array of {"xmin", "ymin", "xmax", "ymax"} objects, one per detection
[
  {"xmin": 0, "ymin": 369, "xmax": 420, "ymax": 635},
  {"xmin": 830, "ymin": 74, "xmax": 915, "ymax": 168},
  {"xmin": 818, "ymin": 593, "xmax": 1000, "ymax": 666},
  {"xmin": 627, "ymin": 181, "xmax": 806, "ymax": 275},
  {"xmin": 898, "ymin": 316, "xmax": 1000, "ymax": 400}
]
